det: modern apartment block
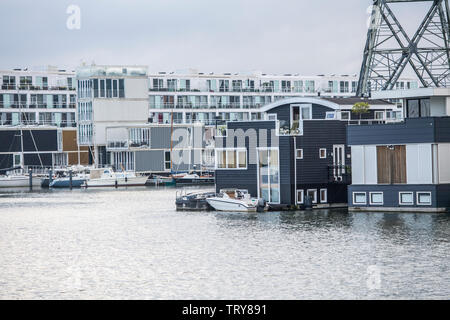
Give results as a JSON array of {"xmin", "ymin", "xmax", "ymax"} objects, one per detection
[
  {"xmin": 75, "ymin": 65, "xmax": 150, "ymax": 166},
  {"xmin": 147, "ymin": 69, "xmax": 418, "ymax": 125},
  {"xmin": 0, "ymin": 67, "xmax": 77, "ymax": 127}
]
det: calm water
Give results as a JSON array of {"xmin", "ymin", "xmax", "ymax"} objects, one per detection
[{"xmin": 0, "ymin": 186, "xmax": 449, "ymax": 300}]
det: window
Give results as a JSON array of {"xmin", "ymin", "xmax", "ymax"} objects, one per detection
[
  {"xmin": 307, "ymin": 189, "xmax": 317, "ymax": 204},
  {"xmin": 370, "ymin": 192, "xmax": 384, "ymax": 205},
  {"xmin": 296, "ymin": 149, "xmax": 303, "ymax": 159},
  {"xmin": 164, "ymin": 151, "xmax": 171, "ymax": 170},
  {"xmin": 353, "ymin": 192, "xmax": 367, "ymax": 205},
  {"xmin": 13, "ymin": 153, "xmax": 22, "ymax": 167},
  {"xmin": 399, "ymin": 192, "xmax": 414, "ymax": 205},
  {"xmin": 340, "ymin": 81, "xmax": 349, "ymax": 93},
  {"xmin": 267, "ymin": 114, "xmax": 277, "ymax": 121},
  {"xmin": 319, "ymin": 148, "xmax": 327, "ymax": 159},
  {"xmin": 341, "ymin": 111, "xmax": 350, "ymax": 120},
  {"xmin": 216, "ymin": 149, "xmax": 247, "ymax": 169},
  {"xmin": 100, "ymin": 79, "xmax": 105, "ymax": 97},
  {"xmin": 375, "ymin": 111, "xmax": 384, "ymax": 120},
  {"xmin": 320, "ymin": 189, "xmax": 327, "ymax": 203},
  {"xmin": 326, "ymin": 112, "xmax": 336, "ymax": 120},
  {"xmin": 258, "ymin": 149, "xmax": 280, "ymax": 204},
  {"xmin": 112, "ymin": 80, "xmax": 118, "ymax": 97},
  {"xmin": 417, "ymin": 192, "xmax": 431, "ymax": 206},
  {"xmin": 296, "ymin": 190, "xmax": 304, "ymax": 204},
  {"xmin": 119, "ymin": 79, "xmax": 125, "ymax": 98}
]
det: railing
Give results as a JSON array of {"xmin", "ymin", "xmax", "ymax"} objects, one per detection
[
  {"xmin": 1, "ymin": 103, "xmax": 76, "ymax": 109},
  {"xmin": 0, "ymin": 120, "xmax": 76, "ymax": 127},
  {"xmin": 107, "ymin": 140, "xmax": 129, "ymax": 150},
  {"xmin": 1, "ymin": 85, "xmax": 75, "ymax": 91},
  {"xmin": 327, "ymin": 165, "xmax": 351, "ymax": 184}
]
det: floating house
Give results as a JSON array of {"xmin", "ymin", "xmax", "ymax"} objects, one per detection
[
  {"xmin": 0, "ymin": 126, "xmax": 89, "ymax": 174},
  {"xmin": 214, "ymin": 97, "xmax": 396, "ymax": 208},
  {"xmin": 348, "ymin": 88, "xmax": 450, "ymax": 212}
]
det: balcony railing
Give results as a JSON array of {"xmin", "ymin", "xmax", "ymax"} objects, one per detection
[{"xmin": 1, "ymin": 85, "xmax": 75, "ymax": 91}]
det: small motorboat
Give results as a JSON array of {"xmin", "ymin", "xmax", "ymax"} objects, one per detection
[
  {"xmin": 82, "ymin": 168, "xmax": 148, "ymax": 188},
  {"xmin": 175, "ymin": 191, "xmax": 216, "ymax": 211},
  {"xmin": 206, "ymin": 189, "xmax": 266, "ymax": 212},
  {"xmin": 172, "ymin": 172, "xmax": 214, "ymax": 185},
  {"xmin": 146, "ymin": 174, "xmax": 176, "ymax": 187}
]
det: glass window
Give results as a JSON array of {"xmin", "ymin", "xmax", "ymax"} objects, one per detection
[
  {"xmin": 227, "ymin": 150, "xmax": 236, "ymax": 169},
  {"xmin": 320, "ymin": 189, "xmax": 327, "ymax": 203},
  {"xmin": 370, "ymin": 192, "xmax": 383, "ymax": 205},
  {"xmin": 417, "ymin": 192, "xmax": 431, "ymax": 205},
  {"xmin": 319, "ymin": 148, "xmax": 327, "ymax": 159},
  {"xmin": 100, "ymin": 79, "xmax": 105, "ymax": 97},
  {"xmin": 341, "ymin": 111, "xmax": 350, "ymax": 120},
  {"xmin": 301, "ymin": 106, "xmax": 311, "ymax": 120},
  {"xmin": 407, "ymin": 100, "xmax": 419, "ymax": 118},
  {"xmin": 119, "ymin": 79, "xmax": 125, "ymax": 98},
  {"xmin": 296, "ymin": 149, "xmax": 303, "ymax": 159},
  {"xmin": 258, "ymin": 149, "xmax": 280, "ymax": 203},
  {"xmin": 164, "ymin": 151, "xmax": 171, "ymax": 170},
  {"xmin": 307, "ymin": 189, "xmax": 317, "ymax": 204},
  {"xmin": 297, "ymin": 190, "xmax": 304, "ymax": 204},
  {"xmin": 420, "ymin": 99, "xmax": 430, "ymax": 117},
  {"xmin": 106, "ymin": 79, "xmax": 112, "ymax": 98},
  {"xmin": 238, "ymin": 151, "xmax": 246, "ymax": 168},
  {"xmin": 353, "ymin": 192, "xmax": 366, "ymax": 205},
  {"xmin": 399, "ymin": 192, "xmax": 414, "ymax": 205}
]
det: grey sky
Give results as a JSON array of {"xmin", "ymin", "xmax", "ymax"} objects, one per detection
[{"xmin": 0, "ymin": 0, "xmax": 430, "ymax": 74}]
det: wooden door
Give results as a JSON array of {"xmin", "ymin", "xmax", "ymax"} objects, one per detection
[{"xmin": 377, "ymin": 145, "xmax": 406, "ymax": 184}]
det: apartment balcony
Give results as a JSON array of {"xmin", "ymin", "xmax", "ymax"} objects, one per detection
[{"xmin": 1, "ymin": 85, "xmax": 75, "ymax": 91}]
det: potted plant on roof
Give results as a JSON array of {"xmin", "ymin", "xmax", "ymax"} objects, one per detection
[{"xmin": 352, "ymin": 101, "xmax": 370, "ymax": 121}]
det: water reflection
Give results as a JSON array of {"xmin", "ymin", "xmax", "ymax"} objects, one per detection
[{"xmin": 0, "ymin": 188, "xmax": 449, "ymax": 299}]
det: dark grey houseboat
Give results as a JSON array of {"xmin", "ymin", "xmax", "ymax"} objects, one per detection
[
  {"xmin": 214, "ymin": 97, "xmax": 396, "ymax": 208},
  {"xmin": 348, "ymin": 88, "xmax": 450, "ymax": 212}
]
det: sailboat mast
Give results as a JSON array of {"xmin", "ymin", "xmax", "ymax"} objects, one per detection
[
  {"xmin": 170, "ymin": 106, "xmax": 174, "ymax": 172},
  {"xmin": 17, "ymin": 84, "xmax": 24, "ymax": 170}
]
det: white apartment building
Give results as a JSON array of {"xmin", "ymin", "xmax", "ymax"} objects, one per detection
[
  {"xmin": 0, "ymin": 67, "xmax": 77, "ymax": 127},
  {"xmin": 76, "ymin": 65, "xmax": 149, "ymax": 166},
  {"xmin": 147, "ymin": 69, "xmax": 418, "ymax": 124}
]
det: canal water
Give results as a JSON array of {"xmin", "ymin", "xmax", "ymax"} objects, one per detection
[{"xmin": 0, "ymin": 186, "xmax": 449, "ymax": 299}]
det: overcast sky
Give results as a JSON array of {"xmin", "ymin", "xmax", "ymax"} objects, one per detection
[{"xmin": 0, "ymin": 0, "xmax": 430, "ymax": 75}]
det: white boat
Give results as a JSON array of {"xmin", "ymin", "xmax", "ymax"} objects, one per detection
[
  {"xmin": 82, "ymin": 168, "xmax": 148, "ymax": 188},
  {"xmin": 206, "ymin": 189, "xmax": 264, "ymax": 212},
  {"xmin": 0, "ymin": 174, "xmax": 41, "ymax": 188}
]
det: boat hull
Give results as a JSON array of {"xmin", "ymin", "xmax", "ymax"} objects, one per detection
[
  {"xmin": 83, "ymin": 176, "xmax": 148, "ymax": 188},
  {"xmin": 206, "ymin": 198, "xmax": 257, "ymax": 212},
  {"xmin": 0, "ymin": 176, "xmax": 41, "ymax": 188},
  {"xmin": 50, "ymin": 179, "xmax": 86, "ymax": 188}
]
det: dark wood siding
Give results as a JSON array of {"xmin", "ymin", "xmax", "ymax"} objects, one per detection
[{"xmin": 377, "ymin": 145, "xmax": 406, "ymax": 184}]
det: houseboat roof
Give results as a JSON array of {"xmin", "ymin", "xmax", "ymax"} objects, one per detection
[
  {"xmin": 372, "ymin": 87, "xmax": 450, "ymax": 100},
  {"xmin": 259, "ymin": 97, "xmax": 394, "ymax": 113}
]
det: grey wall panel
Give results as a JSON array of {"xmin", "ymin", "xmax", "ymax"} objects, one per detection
[
  {"xmin": 150, "ymin": 127, "xmax": 172, "ymax": 149},
  {"xmin": 135, "ymin": 150, "xmax": 165, "ymax": 172},
  {"xmin": 435, "ymin": 117, "xmax": 450, "ymax": 143},
  {"xmin": 347, "ymin": 118, "xmax": 436, "ymax": 145},
  {"xmin": 348, "ymin": 185, "xmax": 438, "ymax": 208}
]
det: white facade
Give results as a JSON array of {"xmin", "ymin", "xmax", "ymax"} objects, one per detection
[
  {"xmin": 0, "ymin": 67, "xmax": 77, "ymax": 127},
  {"xmin": 147, "ymin": 70, "xmax": 418, "ymax": 125},
  {"xmin": 76, "ymin": 65, "xmax": 149, "ymax": 147}
]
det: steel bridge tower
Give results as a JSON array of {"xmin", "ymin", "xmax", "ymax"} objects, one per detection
[{"xmin": 357, "ymin": 0, "xmax": 450, "ymax": 97}]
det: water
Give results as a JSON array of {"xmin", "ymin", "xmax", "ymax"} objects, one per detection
[{"xmin": 0, "ymin": 187, "xmax": 449, "ymax": 300}]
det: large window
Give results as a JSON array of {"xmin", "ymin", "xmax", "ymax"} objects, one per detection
[
  {"xmin": 164, "ymin": 151, "xmax": 171, "ymax": 170},
  {"xmin": 258, "ymin": 149, "xmax": 280, "ymax": 204},
  {"xmin": 216, "ymin": 149, "xmax": 247, "ymax": 169},
  {"xmin": 407, "ymin": 99, "xmax": 430, "ymax": 118}
]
